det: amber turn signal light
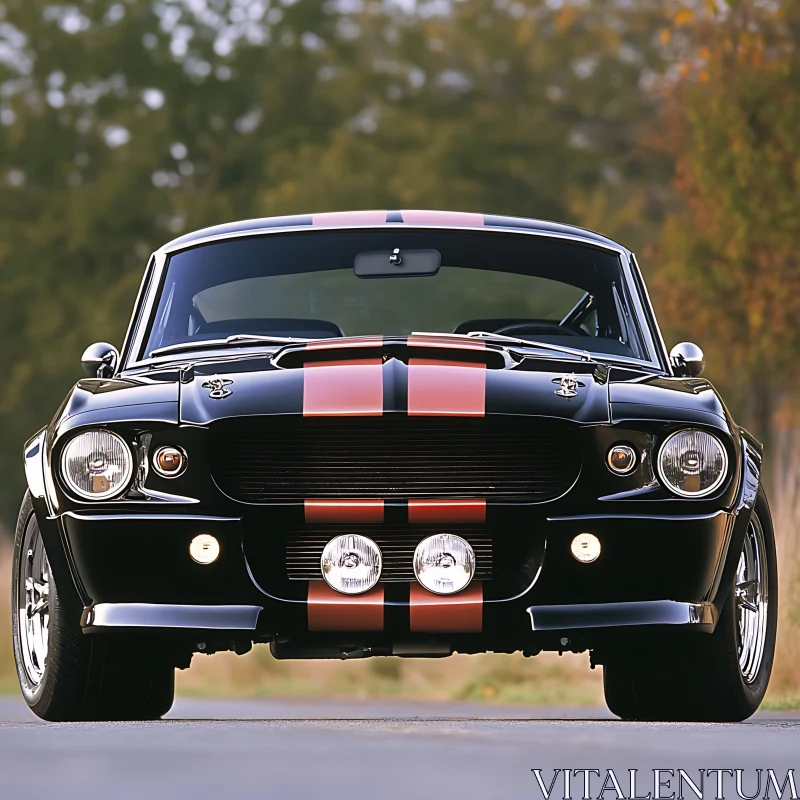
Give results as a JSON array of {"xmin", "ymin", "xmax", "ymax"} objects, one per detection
[
  {"xmin": 606, "ymin": 444, "xmax": 636, "ymax": 475},
  {"xmin": 153, "ymin": 446, "xmax": 186, "ymax": 477}
]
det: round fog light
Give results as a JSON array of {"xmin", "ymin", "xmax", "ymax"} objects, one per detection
[
  {"xmin": 571, "ymin": 533, "xmax": 601, "ymax": 564},
  {"xmin": 190, "ymin": 534, "xmax": 220, "ymax": 565},
  {"xmin": 321, "ymin": 534, "xmax": 382, "ymax": 595},
  {"xmin": 413, "ymin": 533, "xmax": 475, "ymax": 595}
]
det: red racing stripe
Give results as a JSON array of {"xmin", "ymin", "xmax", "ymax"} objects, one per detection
[
  {"xmin": 408, "ymin": 499, "xmax": 486, "ymax": 524},
  {"xmin": 307, "ymin": 582, "xmax": 384, "ymax": 631},
  {"xmin": 409, "ymin": 582, "xmax": 483, "ymax": 633},
  {"xmin": 312, "ymin": 210, "xmax": 388, "ymax": 227},
  {"xmin": 401, "ymin": 210, "xmax": 484, "ymax": 227},
  {"xmin": 407, "ymin": 359, "xmax": 486, "ymax": 417},
  {"xmin": 305, "ymin": 499, "xmax": 385, "ymax": 524},
  {"xmin": 303, "ymin": 359, "xmax": 383, "ymax": 416}
]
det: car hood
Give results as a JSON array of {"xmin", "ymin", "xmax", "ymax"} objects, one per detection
[
  {"xmin": 59, "ymin": 375, "xmax": 180, "ymax": 426},
  {"xmin": 177, "ymin": 336, "xmax": 613, "ymax": 426},
  {"xmin": 608, "ymin": 372, "xmax": 728, "ymax": 424},
  {"xmin": 67, "ymin": 339, "xmax": 726, "ymax": 432}
]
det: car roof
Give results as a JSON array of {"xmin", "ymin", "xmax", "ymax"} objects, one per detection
[{"xmin": 161, "ymin": 210, "xmax": 629, "ymax": 254}]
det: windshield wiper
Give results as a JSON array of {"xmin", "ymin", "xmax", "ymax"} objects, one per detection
[
  {"xmin": 225, "ymin": 334, "xmax": 309, "ymax": 344},
  {"xmin": 148, "ymin": 334, "xmax": 308, "ymax": 359},
  {"xmin": 462, "ymin": 331, "xmax": 593, "ymax": 361}
]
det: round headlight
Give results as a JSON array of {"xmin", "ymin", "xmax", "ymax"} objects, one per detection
[
  {"xmin": 61, "ymin": 430, "xmax": 133, "ymax": 500},
  {"xmin": 658, "ymin": 429, "xmax": 728, "ymax": 497},
  {"xmin": 413, "ymin": 533, "xmax": 475, "ymax": 595},
  {"xmin": 321, "ymin": 534, "xmax": 382, "ymax": 595}
]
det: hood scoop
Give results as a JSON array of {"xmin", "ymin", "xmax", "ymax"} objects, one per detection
[{"xmin": 272, "ymin": 334, "xmax": 511, "ymax": 370}]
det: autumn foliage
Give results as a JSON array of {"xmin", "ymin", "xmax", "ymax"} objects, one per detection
[{"xmin": 653, "ymin": 1, "xmax": 800, "ymax": 435}]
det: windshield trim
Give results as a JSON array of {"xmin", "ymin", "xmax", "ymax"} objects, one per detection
[
  {"xmin": 630, "ymin": 252, "xmax": 671, "ymax": 374},
  {"xmin": 124, "ymin": 341, "xmax": 666, "ymax": 376},
  {"xmin": 123, "ymin": 225, "xmax": 667, "ymax": 372}
]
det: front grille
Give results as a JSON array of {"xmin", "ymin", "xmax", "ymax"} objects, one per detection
[
  {"xmin": 210, "ymin": 416, "xmax": 579, "ymax": 502},
  {"xmin": 285, "ymin": 526, "xmax": 493, "ymax": 582}
]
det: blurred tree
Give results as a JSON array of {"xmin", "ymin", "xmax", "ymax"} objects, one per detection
[
  {"xmin": 651, "ymin": 0, "xmax": 800, "ymax": 552},
  {"xmin": 0, "ymin": 0, "xmax": 670, "ymax": 526}
]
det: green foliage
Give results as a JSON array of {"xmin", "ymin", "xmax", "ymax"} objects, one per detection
[{"xmin": 0, "ymin": 0, "xmax": 670, "ymax": 526}]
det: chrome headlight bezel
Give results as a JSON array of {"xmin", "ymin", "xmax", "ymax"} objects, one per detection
[
  {"xmin": 60, "ymin": 429, "xmax": 134, "ymax": 501},
  {"xmin": 657, "ymin": 428, "xmax": 729, "ymax": 498}
]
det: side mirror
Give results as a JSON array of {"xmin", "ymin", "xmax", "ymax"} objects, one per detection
[
  {"xmin": 670, "ymin": 342, "xmax": 705, "ymax": 378},
  {"xmin": 81, "ymin": 342, "xmax": 120, "ymax": 378}
]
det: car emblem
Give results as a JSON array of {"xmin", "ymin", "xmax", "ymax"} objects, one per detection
[
  {"xmin": 554, "ymin": 374, "xmax": 581, "ymax": 398},
  {"xmin": 202, "ymin": 377, "xmax": 233, "ymax": 399}
]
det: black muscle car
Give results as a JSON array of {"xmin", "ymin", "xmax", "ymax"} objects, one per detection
[{"xmin": 14, "ymin": 210, "xmax": 776, "ymax": 721}]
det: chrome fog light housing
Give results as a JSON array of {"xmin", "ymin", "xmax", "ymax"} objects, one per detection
[
  {"xmin": 658, "ymin": 429, "xmax": 728, "ymax": 497},
  {"xmin": 413, "ymin": 533, "xmax": 475, "ymax": 595},
  {"xmin": 61, "ymin": 430, "xmax": 133, "ymax": 500},
  {"xmin": 321, "ymin": 534, "xmax": 382, "ymax": 595}
]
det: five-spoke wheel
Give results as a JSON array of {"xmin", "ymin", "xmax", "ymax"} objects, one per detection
[
  {"xmin": 736, "ymin": 513, "xmax": 770, "ymax": 685},
  {"xmin": 18, "ymin": 525, "xmax": 50, "ymax": 689}
]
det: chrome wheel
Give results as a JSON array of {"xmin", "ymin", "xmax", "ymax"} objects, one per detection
[
  {"xmin": 18, "ymin": 521, "xmax": 50, "ymax": 688},
  {"xmin": 736, "ymin": 512, "xmax": 769, "ymax": 684}
]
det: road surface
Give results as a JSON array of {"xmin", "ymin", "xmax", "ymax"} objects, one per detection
[{"xmin": 0, "ymin": 697, "xmax": 797, "ymax": 799}]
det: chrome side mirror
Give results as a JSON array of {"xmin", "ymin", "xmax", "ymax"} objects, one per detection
[
  {"xmin": 670, "ymin": 342, "xmax": 705, "ymax": 378},
  {"xmin": 81, "ymin": 342, "xmax": 119, "ymax": 378}
]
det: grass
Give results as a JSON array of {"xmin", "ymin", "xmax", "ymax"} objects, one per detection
[
  {"xmin": 176, "ymin": 648, "xmax": 606, "ymax": 706},
  {"xmin": 0, "ymin": 549, "xmax": 15, "ymax": 693},
  {"xmin": 761, "ymin": 696, "xmax": 800, "ymax": 711}
]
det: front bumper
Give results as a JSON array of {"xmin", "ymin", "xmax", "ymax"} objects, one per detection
[
  {"xmin": 527, "ymin": 600, "xmax": 717, "ymax": 633},
  {"xmin": 54, "ymin": 505, "xmax": 737, "ymax": 642},
  {"xmin": 79, "ymin": 599, "xmax": 716, "ymax": 638},
  {"xmin": 82, "ymin": 603, "xmax": 263, "ymax": 631}
]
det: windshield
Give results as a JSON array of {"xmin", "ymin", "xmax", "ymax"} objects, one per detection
[{"xmin": 140, "ymin": 229, "xmax": 647, "ymax": 362}]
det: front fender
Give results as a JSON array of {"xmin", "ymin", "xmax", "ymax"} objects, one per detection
[
  {"xmin": 23, "ymin": 430, "xmax": 88, "ymax": 610},
  {"xmin": 708, "ymin": 427, "xmax": 763, "ymax": 614},
  {"xmin": 23, "ymin": 429, "xmax": 49, "ymax": 508}
]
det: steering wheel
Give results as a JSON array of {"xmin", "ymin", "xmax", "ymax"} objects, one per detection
[{"xmin": 494, "ymin": 321, "xmax": 587, "ymax": 338}]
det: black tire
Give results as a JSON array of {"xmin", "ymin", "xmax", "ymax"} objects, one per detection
[
  {"xmin": 12, "ymin": 493, "xmax": 175, "ymax": 721},
  {"xmin": 603, "ymin": 487, "xmax": 778, "ymax": 722}
]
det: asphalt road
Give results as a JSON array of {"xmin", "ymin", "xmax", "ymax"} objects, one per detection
[{"xmin": 0, "ymin": 697, "xmax": 798, "ymax": 800}]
